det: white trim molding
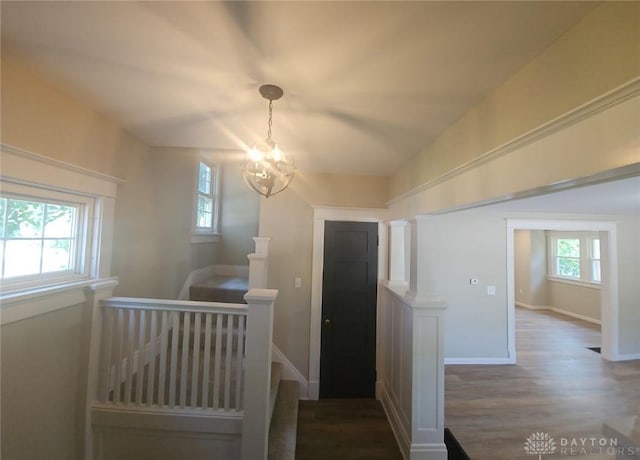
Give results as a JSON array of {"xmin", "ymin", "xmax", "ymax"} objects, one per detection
[
  {"xmin": 272, "ymin": 344, "xmax": 309, "ymax": 399},
  {"xmin": 1, "ymin": 144, "xmax": 123, "ymax": 198},
  {"xmin": 444, "ymin": 357, "xmax": 513, "ymax": 365},
  {"xmin": 515, "ymin": 302, "xmax": 602, "ymax": 326},
  {"xmin": 1, "ymin": 145, "xmax": 121, "ymax": 324},
  {"xmin": 309, "ymin": 206, "xmax": 388, "ymax": 400}
]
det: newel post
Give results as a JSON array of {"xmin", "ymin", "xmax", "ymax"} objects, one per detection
[
  {"xmin": 248, "ymin": 237, "xmax": 270, "ymax": 289},
  {"xmin": 242, "ymin": 288, "xmax": 278, "ymax": 460},
  {"xmin": 79, "ymin": 278, "xmax": 119, "ymax": 460}
]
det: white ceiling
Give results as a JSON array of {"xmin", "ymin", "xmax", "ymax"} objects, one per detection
[{"xmin": 1, "ymin": 1, "xmax": 597, "ymax": 175}]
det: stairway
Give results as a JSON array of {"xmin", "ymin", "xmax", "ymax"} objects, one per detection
[
  {"xmin": 189, "ymin": 285, "xmax": 299, "ymax": 459},
  {"xmin": 190, "ymin": 276, "xmax": 248, "ymax": 303},
  {"xmin": 268, "ymin": 363, "xmax": 299, "ymax": 460}
]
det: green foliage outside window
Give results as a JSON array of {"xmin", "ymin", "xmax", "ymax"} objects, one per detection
[
  {"xmin": 556, "ymin": 238, "xmax": 580, "ymax": 278},
  {"xmin": 0, "ymin": 196, "xmax": 76, "ymax": 279}
]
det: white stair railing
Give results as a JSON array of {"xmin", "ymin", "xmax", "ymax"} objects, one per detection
[{"xmin": 98, "ymin": 297, "xmax": 248, "ymax": 412}]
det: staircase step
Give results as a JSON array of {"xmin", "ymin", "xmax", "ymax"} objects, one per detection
[
  {"xmin": 270, "ymin": 362, "xmax": 283, "ymax": 423},
  {"xmin": 268, "ymin": 380, "xmax": 300, "ymax": 460},
  {"xmin": 190, "ymin": 276, "xmax": 248, "ymax": 303}
]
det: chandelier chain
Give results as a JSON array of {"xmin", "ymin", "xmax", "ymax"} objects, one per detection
[{"xmin": 267, "ymin": 99, "xmax": 273, "ymax": 140}]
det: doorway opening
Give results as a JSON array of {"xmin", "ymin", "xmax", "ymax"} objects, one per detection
[
  {"xmin": 308, "ymin": 207, "xmax": 388, "ymax": 400},
  {"xmin": 506, "ymin": 219, "xmax": 619, "ymax": 362}
]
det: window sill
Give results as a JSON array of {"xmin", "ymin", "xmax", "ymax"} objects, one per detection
[
  {"xmin": 1, "ymin": 277, "xmax": 118, "ymax": 325},
  {"xmin": 547, "ymin": 275, "xmax": 601, "ymax": 290},
  {"xmin": 191, "ymin": 233, "xmax": 221, "ymax": 244}
]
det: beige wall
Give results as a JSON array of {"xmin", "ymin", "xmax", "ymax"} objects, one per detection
[
  {"xmin": 1, "ymin": 305, "xmax": 86, "ymax": 460},
  {"xmin": 259, "ymin": 172, "xmax": 389, "ymax": 377},
  {"xmin": 548, "ymin": 280, "xmax": 600, "ymax": 321},
  {"xmin": 218, "ymin": 162, "xmax": 260, "ymax": 266},
  {"xmin": 293, "ymin": 172, "xmax": 389, "ymax": 209},
  {"xmin": 433, "ymin": 211, "xmax": 510, "ymax": 359},
  {"xmin": 1, "ymin": 53, "xmax": 151, "ymax": 459},
  {"xmin": 1, "ymin": 51, "xmax": 148, "ymax": 177},
  {"xmin": 391, "ymin": 2, "xmax": 640, "ymax": 199},
  {"xmin": 515, "ymin": 230, "xmax": 548, "ymax": 307},
  {"xmin": 514, "ymin": 230, "xmax": 533, "ymax": 305}
]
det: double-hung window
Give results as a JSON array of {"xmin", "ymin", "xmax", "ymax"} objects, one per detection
[
  {"xmin": 193, "ymin": 160, "xmax": 220, "ymax": 242},
  {"xmin": 548, "ymin": 231, "xmax": 601, "ymax": 286},
  {"xmin": 0, "ymin": 183, "xmax": 91, "ymax": 290}
]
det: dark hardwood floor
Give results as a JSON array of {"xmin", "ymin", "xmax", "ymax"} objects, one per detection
[
  {"xmin": 445, "ymin": 307, "xmax": 640, "ymax": 460},
  {"xmin": 296, "ymin": 399, "xmax": 403, "ymax": 460}
]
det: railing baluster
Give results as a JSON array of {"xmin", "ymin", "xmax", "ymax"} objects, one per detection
[
  {"xmin": 212, "ymin": 313, "xmax": 223, "ymax": 409},
  {"xmin": 235, "ymin": 315, "xmax": 245, "ymax": 410},
  {"xmin": 224, "ymin": 314, "xmax": 233, "ymax": 410},
  {"xmin": 191, "ymin": 312, "xmax": 201, "ymax": 408},
  {"xmin": 98, "ymin": 299, "xmax": 251, "ymax": 414},
  {"xmin": 158, "ymin": 311, "xmax": 169, "ymax": 406},
  {"xmin": 99, "ymin": 308, "xmax": 114, "ymax": 403},
  {"xmin": 180, "ymin": 312, "xmax": 191, "ymax": 408},
  {"xmin": 136, "ymin": 309, "xmax": 146, "ymax": 405},
  {"xmin": 147, "ymin": 310, "xmax": 158, "ymax": 406},
  {"xmin": 169, "ymin": 311, "xmax": 180, "ymax": 407},
  {"xmin": 202, "ymin": 313, "xmax": 212, "ymax": 409},
  {"xmin": 113, "ymin": 308, "xmax": 124, "ymax": 404},
  {"xmin": 125, "ymin": 309, "xmax": 135, "ymax": 404}
]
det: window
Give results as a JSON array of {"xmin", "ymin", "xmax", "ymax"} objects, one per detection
[
  {"xmin": 193, "ymin": 160, "xmax": 220, "ymax": 239},
  {"xmin": 0, "ymin": 186, "xmax": 91, "ymax": 290},
  {"xmin": 548, "ymin": 232, "xmax": 601, "ymax": 285}
]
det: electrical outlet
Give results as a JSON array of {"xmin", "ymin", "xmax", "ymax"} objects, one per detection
[
  {"xmin": 487, "ymin": 285, "xmax": 496, "ymax": 296},
  {"xmin": 295, "ymin": 277, "xmax": 302, "ymax": 288}
]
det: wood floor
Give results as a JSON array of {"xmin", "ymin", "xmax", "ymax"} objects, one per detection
[
  {"xmin": 296, "ymin": 399, "xmax": 403, "ymax": 460},
  {"xmin": 445, "ymin": 307, "xmax": 640, "ymax": 460}
]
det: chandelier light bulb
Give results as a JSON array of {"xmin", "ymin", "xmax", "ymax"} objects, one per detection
[{"xmin": 242, "ymin": 84, "xmax": 295, "ymax": 198}]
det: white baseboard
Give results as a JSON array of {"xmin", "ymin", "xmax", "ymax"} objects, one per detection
[
  {"xmin": 516, "ymin": 301, "xmax": 601, "ymax": 325},
  {"xmin": 515, "ymin": 301, "xmax": 550, "ymax": 311},
  {"xmin": 548, "ymin": 307, "xmax": 601, "ymax": 325},
  {"xmin": 308, "ymin": 380, "xmax": 319, "ymax": 400},
  {"xmin": 612, "ymin": 353, "xmax": 640, "ymax": 362},
  {"xmin": 380, "ymin": 384, "xmax": 410, "ymax": 460},
  {"xmin": 271, "ymin": 343, "xmax": 309, "ymax": 399},
  {"xmin": 444, "ymin": 357, "xmax": 513, "ymax": 365}
]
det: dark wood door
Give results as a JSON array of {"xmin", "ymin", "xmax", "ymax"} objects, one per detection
[{"xmin": 320, "ymin": 221, "xmax": 378, "ymax": 398}]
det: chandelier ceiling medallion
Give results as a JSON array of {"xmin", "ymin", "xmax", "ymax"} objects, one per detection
[{"xmin": 242, "ymin": 84, "xmax": 295, "ymax": 198}]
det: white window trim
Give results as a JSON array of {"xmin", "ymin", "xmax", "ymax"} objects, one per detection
[
  {"xmin": 547, "ymin": 231, "xmax": 601, "ymax": 288},
  {"xmin": 0, "ymin": 144, "xmax": 121, "ymax": 324},
  {"xmin": 191, "ymin": 159, "xmax": 221, "ymax": 244},
  {"xmin": 1, "ymin": 182, "xmax": 94, "ymax": 290}
]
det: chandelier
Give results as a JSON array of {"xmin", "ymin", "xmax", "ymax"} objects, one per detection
[{"xmin": 242, "ymin": 84, "xmax": 295, "ymax": 198}]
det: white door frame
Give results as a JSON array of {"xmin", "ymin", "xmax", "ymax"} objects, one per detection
[
  {"xmin": 506, "ymin": 219, "xmax": 619, "ymax": 362},
  {"xmin": 308, "ymin": 206, "xmax": 388, "ymax": 400}
]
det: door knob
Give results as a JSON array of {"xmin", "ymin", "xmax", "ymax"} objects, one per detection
[{"xmin": 324, "ymin": 319, "xmax": 331, "ymax": 324}]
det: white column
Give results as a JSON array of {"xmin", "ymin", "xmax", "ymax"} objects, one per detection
[
  {"xmin": 409, "ymin": 298, "xmax": 447, "ymax": 460},
  {"xmin": 248, "ymin": 237, "xmax": 270, "ymax": 289},
  {"xmin": 407, "ymin": 216, "xmax": 437, "ymax": 302},
  {"xmin": 253, "ymin": 237, "xmax": 270, "ymax": 256},
  {"xmin": 80, "ymin": 278, "xmax": 119, "ymax": 460},
  {"xmin": 389, "ymin": 220, "xmax": 410, "ymax": 290},
  {"xmin": 241, "ymin": 288, "xmax": 278, "ymax": 460}
]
